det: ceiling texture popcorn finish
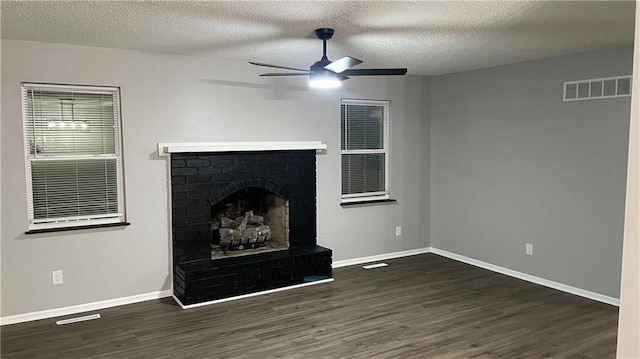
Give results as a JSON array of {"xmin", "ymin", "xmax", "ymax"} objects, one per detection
[{"xmin": 0, "ymin": 1, "xmax": 635, "ymax": 75}]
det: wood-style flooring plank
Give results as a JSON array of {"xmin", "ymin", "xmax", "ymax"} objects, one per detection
[{"xmin": 1, "ymin": 254, "xmax": 618, "ymax": 358}]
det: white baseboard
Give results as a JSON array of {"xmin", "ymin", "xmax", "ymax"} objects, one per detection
[
  {"xmin": 0, "ymin": 289, "xmax": 173, "ymax": 326},
  {"xmin": 332, "ymin": 247, "xmax": 432, "ymax": 268},
  {"xmin": 173, "ymin": 278, "xmax": 335, "ymax": 309},
  {"xmin": 430, "ymin": 248, "xmax": 620, "ymax": 307},
  {"xmin": 2, "ymin": 246, "xmax": 619, "ymax": 325}
]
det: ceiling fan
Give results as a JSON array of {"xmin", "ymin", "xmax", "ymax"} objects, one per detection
[{"xmin": 249, "ymin": 28, "xmax": 408, "ymax": 88}]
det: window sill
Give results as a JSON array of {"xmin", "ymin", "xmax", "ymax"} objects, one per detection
[
  {"xmin": 340, "ymin": 199, "xmax": 397, "ymax": 207},
  {"xmin": 25, "ymin": 222, "xmax": 131, "ymax": 235}
]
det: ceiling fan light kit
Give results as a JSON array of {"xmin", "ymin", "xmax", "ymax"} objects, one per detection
[
  {"xmin": 309, "ymin": 72, "xmax": 342, "ymax": 89},
  {"xmin": 250, "ymin": 28, "xmax": 407, "ymax": 88}
]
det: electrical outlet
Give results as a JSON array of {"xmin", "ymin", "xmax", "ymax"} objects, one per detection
[
  {"xmin": 395, "ymin": 226, "xmax": 402, "ymax": 236},
  {"xmin": 52, "ymin": 270, "xmax": 63, "ymax": 285},
  {"xmin": 525, "ymin": 243, "xmax": 533, "ymax": 256}
]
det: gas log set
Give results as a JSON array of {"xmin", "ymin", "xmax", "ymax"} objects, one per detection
[
  {"xmin": 208, "ymin": 185, "xmax": 289, "ymax": 258},
  {"xmin": 212, "ymin": 210, "xmax": 272, "ymax": 250}
]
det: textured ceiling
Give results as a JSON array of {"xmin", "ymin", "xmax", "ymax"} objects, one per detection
[{"xmin": 1, "ymin": 1, "xmax": 635, "ymax": 75}]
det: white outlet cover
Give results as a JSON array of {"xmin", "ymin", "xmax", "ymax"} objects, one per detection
[
  {"xmin": 52, "ymin": 270, "xmax": 63, "ymax": 285},
  {"xmin": 525, "ymin": 244, "xmax": 533, "ymax": 255},
  {"xmin": 395, "ymin": 226, "xmax": 402, "ymax": 236}
]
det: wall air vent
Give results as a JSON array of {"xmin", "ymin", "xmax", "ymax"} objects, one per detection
[{"xmin": 564, "ymin": 75, "xmax": 632, "ymax": 101}]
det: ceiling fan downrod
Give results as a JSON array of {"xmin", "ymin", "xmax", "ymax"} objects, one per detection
[{"xmin": 315, "ymin": 28, "xmax": 334, "ymax": 61}]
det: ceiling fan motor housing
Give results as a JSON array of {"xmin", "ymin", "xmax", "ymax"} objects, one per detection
[
  {"xmin": 314, "ymin": 28, "xmax": 334, "ymax": 40},
  {"xmin": 311, "ymin": 59, "xmax": 331, "ymax": 72}
]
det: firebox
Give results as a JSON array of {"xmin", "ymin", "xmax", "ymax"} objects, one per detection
[
  {"xmin": 210, "ymin": 184, "xmax": 289, "ymax": 258},
  {"xmin": 162, "ymin": 142, "xmax": 332, "ymax": 307}
]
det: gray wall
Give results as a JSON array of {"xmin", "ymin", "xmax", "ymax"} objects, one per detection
[
  {"xmin": 1, "ymin": 39, "xmax": 631, "ymax": 318},
  {"xmin": 430, "ymin": 47, "xmax": 633, "ymax": 298},
  {"xmin": 1, "ymin": 40, "xmax": 429, "ymax": 317}
]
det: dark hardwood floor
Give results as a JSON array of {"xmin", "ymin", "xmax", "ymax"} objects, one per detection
[{"xmin": 1, "ymin": 254, "xmax": 619, "ymax": 358}]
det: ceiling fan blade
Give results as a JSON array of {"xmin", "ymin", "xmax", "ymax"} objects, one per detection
[
  {"xmin": 249, "ymin": 62, "xmax": 309, "ymax": 72},
  {"xmin": 324, "ymin": 56, "xmax": 363, "ymax": 73},
  {"xmin": 342, "ymin": 68, "xmax": 408, "ymax": 76},
  {"xmin": 259, "ymin": 72, "xmax": 310, "ymax": 77}
]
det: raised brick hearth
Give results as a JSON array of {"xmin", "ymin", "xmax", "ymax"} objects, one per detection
[
  {"xmin": 175, "ymin": 246, "xmax": 332, "ymax": 305},
  {"xmin": 168, "ymin": 147, "xmax": 332, "ymax": 306}
]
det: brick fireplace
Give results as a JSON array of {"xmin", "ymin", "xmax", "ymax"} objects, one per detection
[{"xmin": 160, "ymin": 142, "xmax": 332, "ymax": 307}]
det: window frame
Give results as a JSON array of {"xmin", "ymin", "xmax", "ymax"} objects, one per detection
[
  {"xmin": 340, "ymin": 98, "xmax": 390, "ymax": 203},
  {"xmin": 21, "ymin": 83, "xmax": 127, "ymax": 231}
]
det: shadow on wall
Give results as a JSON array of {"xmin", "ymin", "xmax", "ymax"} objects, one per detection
[{"xmin": 198, "ymin": 78, "xmax": 354, "ymax": 101}]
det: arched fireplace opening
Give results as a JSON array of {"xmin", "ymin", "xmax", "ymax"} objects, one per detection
[{"xmin": 210, "ymin": 186, "xmax": 289, "ymax": 259}]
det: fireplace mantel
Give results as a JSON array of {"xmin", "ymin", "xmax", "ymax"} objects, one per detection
[{"xmin": 158, "ymin": 141, "xmax": 327, "ymax": 156}]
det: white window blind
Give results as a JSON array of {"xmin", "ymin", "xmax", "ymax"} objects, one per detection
[
  {"xmin": 22, "ymin": 83, "xmax": 126, "ymax": 230},
  {"xmin": 341, "ymin": 99, "xmax": 389, "ymax": 202}
]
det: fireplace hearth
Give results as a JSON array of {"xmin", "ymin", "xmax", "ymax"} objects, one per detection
[{"xmin": 163, "ymin": 142, "xmax": 332, "ymax": 306}]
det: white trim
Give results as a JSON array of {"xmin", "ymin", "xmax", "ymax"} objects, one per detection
[
  {"xmin": 22, "ymin": 84, "xmax": 127, "ymax": 230},
  {"xmin": 341, "ymin": 98, "xmax": 391, "ymax": 106},
  {"xmin": 21, "ymin": 82, "xmax": 118, "ymax": 94},
  {"xmin": 172, "ymin": 278, "xmax": 335, "ymax": 309},
  {"xmin": 342, "ymin": 192, "xmax": 388, "ymax": 199},
  {"xmin": 32, "ymin": 213, "xmax": 122, "ymax": 223},
  {"xmin": 0, "ymin": 290, "xmax": 172, "ymax": 326},
  {"xmin": 341, "ymin": 193, "xmax": 390, "ymax": 204},
  {"xmin": 27, "ymin": 154, "xmax": 120, "ymax": 161},
  {"xmin": 430, "ymin": 248, "xmax": 620, "ymax": 307},
  {"xmin": 157, "ymin": 141, "xmax": 327, "ymax": 156},
  {"xmin": 2, "ymin": 247, "xmax": 619, "ymax": 325},
  {"xmin": 340, "ymin": 99, "xmax": 390, "ymax": 201},
  {"xmin": 331, "ymin": 247, "xmax": 619, "ymax": 306},
  {"xmin": 29, "ymin": 214, "xmax": 123, "ymax": 230},
  {"xmin": 332, "ymin": 247, "xmax": 432, "ymax": 268}
]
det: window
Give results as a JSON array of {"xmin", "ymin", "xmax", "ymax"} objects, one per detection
[
  {"xmin": 22, "ymin": 83, "xmax": 126, "ymax": 231},
  {"xmin": 341, "ymin": 99, "xmax": 389, "ymax": 203}
]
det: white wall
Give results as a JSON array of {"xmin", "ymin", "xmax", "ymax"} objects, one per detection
[
  {"xmin": 0, "ymin": 40, "xmax": 429, "ymax": 317},
  {"xmin": 430, "ymin": 46, "xmax": 633, "ymax": 298},
  {"xmin": 616, "ymin": 2, "xmax": 640, "ymax": 356}
]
